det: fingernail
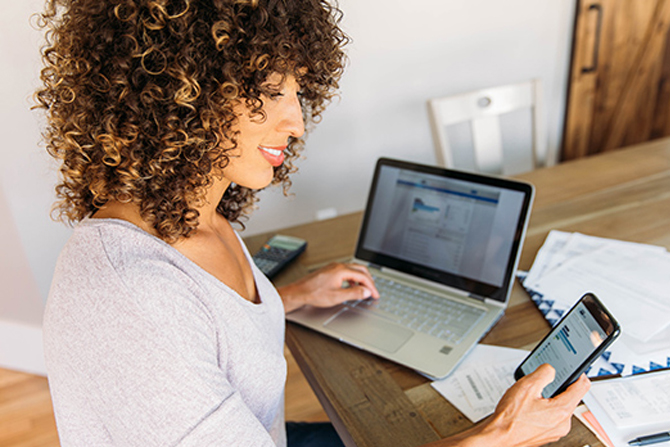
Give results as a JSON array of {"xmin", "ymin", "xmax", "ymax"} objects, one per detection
[{"xmin": 362, "ymin": 288, "xmax": 372, "ymax": 299}]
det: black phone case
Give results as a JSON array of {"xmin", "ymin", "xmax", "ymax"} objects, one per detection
[{"xmin": 514, "ymin": 292, "xmax": 620, "ymax": 397}]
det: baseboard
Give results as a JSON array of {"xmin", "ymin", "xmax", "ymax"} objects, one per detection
[{"xmin": 0, "ymin": 319, "xmax": 46, "ymax": 376}]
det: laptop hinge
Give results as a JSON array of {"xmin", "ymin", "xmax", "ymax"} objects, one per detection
[
  {"xmin": 482, "ymin": 297, "xmax": 506, "ymax": 307},
  {"xmin": 469, "ymin": 293, "xmax": 487, "ymax": 302}
]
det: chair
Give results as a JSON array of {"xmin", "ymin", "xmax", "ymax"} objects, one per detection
[{"xmin": 427, "ymin": 80, "xmax": 547, "ymax": 176}]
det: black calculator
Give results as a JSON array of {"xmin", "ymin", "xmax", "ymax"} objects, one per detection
[{"xmin": 252, "ymin": 234, "xmax": 307, "ymax": 279}]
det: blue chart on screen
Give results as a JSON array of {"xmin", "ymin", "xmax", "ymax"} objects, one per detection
[{"xmin": 557, "ymin": 327, "xmax": 576, "ymax": 354}]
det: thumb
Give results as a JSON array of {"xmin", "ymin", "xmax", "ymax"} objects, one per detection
[
  {"xmin": 552, "ymin": 373, "xmax": 591, "ymax": 407},
  {"xmin": 524, "ymin": 363, "xmax": 556, "ymax": 395},
  {"xmin": 339, "ymin": 284, "xmax": 373, "ymax": 301}
]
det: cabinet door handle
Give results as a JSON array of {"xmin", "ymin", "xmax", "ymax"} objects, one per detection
[{"xmin": 582, "ymin": 3, "xmax": 603, "ymax": 73}]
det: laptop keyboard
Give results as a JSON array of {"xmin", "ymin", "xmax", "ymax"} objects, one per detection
[{"xmin": 351, "ymin": 275, "xmax": 486, "ymax": 344}]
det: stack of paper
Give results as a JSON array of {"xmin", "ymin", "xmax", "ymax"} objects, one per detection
[
  {"xmin": 582, "ymin": 369, "xmax": 670, "ymax": 447},
  {"xmin": 521, "ymin": 231, "xmax": 670, "ymax": 377}
]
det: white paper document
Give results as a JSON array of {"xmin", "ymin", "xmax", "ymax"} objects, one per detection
[
  {"xmin": 589, "ymin": 372, "xmax": 670, "ymax": 428},
  {"xmin": 583, "ymin": 369, "xmax": 670, "ymax": 447},
  {"xmin": 532, "ymin": 245, "xmax": 670, "ymax": 342},
  {"xmin": 524, "ymin": 231, "xmax": 666, "ymax": 292},
  {"xmin": 431, "ymin": 344, "xmax": 528, "ymax": 423}
]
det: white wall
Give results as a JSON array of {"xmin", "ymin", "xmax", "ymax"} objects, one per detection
[
  {"xmin": 0, "ymin": 0, "xmax": 575, "ymax": 373},
  {"xmin": 0, "ymin": 0, "xmax": 70, "ymax": 374}
]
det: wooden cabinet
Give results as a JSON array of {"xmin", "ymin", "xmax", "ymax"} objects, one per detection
[{"xmin": 562, "ymin": 0, "xmax": 670, "ymax": 160}]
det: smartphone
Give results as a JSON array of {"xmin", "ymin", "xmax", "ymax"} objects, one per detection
[{"xmin": 514, "ymin": 292, "xmax": 620, "ymax": 398}]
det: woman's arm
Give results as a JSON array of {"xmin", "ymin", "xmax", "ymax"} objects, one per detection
[{"xmin": 277, "ymin": 262, "xmax": 379, "ymax": 313}]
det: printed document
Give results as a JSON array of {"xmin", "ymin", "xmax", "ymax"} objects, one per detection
[
  {"xmin": 583, "ymin": 369, "xmax": 670, "ymax": 447},
  {"xmin": 431, "ymin": 344, "xmax": 528, "ymax": 423}
]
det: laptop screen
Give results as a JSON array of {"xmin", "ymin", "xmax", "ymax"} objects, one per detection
[{"xmin": 355, "ymin": 158, "xmax": 534, "ymax": 303}]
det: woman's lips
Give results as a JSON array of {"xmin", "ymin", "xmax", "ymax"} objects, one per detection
[{"xmin": 258, "ymin": 145, "xmax": 286, "ymax": 167}]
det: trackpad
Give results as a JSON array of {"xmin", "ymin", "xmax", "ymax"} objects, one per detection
[{"xmin": 324, "ymin": 308, "xmax": 413, "ymax": 353}]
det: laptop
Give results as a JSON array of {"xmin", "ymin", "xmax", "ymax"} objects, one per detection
[{"xmin": 286, "ymin": 157, "xmax": 534, "ymax": 379}]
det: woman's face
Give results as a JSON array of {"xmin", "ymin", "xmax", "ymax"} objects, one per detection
[{"xmin": 222, "ymin": 73, "xmax": 305, "ymax": 190}]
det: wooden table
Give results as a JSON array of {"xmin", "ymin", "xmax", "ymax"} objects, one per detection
[{"xmin": 244, "ymin": 138, "xmax": 670, "ymax": 447}]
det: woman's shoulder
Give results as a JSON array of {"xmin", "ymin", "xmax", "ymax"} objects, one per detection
[
  {"xmin": 67, "ymin": 217, "xmax": 181, "ymax": 258},
  {"xmin": 53, "ymin": 218, "xmax": 208, "ymax": 302},
  {"xmin": 47, "ymin": 218, "xmax": 220, "ymax": 337}
]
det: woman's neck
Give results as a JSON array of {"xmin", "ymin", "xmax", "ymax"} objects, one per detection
[
  {"xmin": 91, "ymin": 200, "xmax": 158, "ymax": 236},
  {"xmin": 196, "ymin": 175, "xmax": 231, "ymax": 232},
  {"xmin": 92, "ymin": 176, "xmax": 232, "ymax": 239}
]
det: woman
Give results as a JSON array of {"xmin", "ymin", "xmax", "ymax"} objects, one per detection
[{"xmin": 36, "ymin": 0, "xmax": 589, "ymax": 446}]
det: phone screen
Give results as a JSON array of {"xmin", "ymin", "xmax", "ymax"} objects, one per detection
[{"xmin": 516, "ymin": 293, "xmax": 619, "ymax": 398}]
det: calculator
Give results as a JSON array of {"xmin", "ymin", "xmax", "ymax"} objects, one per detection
[{"xmin": 251, "ymin": 234, "xmax": 307, "ymax": 279}]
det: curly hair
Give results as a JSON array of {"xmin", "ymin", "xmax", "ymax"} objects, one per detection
[{"xmin": 35, "ymin": 0, "xmax": 348, "ymax": 242}]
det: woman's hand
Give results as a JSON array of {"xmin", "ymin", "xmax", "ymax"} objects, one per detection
[
  {"xmin": 277, "ymin": 262, "xmax": 379, "ymax": 313},
  {"xmin": 428, "ymin": 364, "xmax": 590, "ymax": 447},
  {"xmin": 487, "ymin": 364, "xmax": 590, "ymax": 446}
]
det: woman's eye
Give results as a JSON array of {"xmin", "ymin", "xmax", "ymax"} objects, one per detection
[{"xmin": 268, "ymin": 92, "xmax": 284, "ymax": 99}]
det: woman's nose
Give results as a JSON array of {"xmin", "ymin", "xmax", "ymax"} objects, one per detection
[{"xmin": 279, "ymin": 94, "xmax": 305, "ymax": 138}]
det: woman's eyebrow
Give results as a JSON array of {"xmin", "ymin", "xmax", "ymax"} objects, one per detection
[{"xmin": 260, "ymin": 79, "xmax": 284, "ymax": 93}]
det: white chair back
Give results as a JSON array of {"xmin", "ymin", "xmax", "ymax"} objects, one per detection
[{"xmin": 427, "ymin": 80, "xmax": 546, "ymax": 175}]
